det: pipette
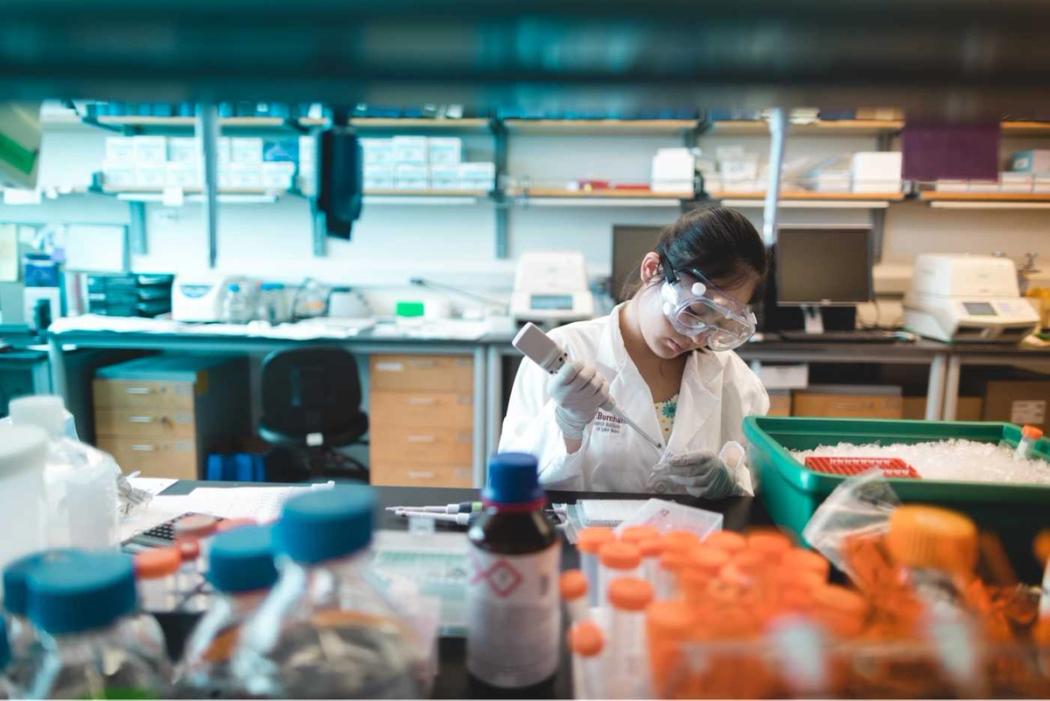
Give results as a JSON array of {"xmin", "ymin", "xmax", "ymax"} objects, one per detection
[
  {"xmin": 392, "ymin": 508, "xmax": 476, "ymax": 526},
  {"xmin": 385, "ymin": 501, "xmax": 482, "ymax": 515},
  {"xmin": 512, "ymin": 323, "xmax": 663, "ymax": 451}
]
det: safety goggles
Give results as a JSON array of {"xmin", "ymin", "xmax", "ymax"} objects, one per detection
[{"xmin": 658, "ymin": 247, "xmax": 757, "ymax": 352}]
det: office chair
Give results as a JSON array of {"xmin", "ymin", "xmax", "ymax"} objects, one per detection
[{"xmin": 258, "ymin": 346, "xmax": 369, "ymax": 481}]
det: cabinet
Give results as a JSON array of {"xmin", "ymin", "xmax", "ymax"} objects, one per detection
[
  {"xmin": 369, "ymin": 354, "xmax": 474, "ymax": 487},
  {"xmin": 93, "ymin": 355, "xmax": 248, "ymax": 479}
]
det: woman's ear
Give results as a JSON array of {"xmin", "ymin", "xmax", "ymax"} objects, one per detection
[{"xmin": 640, "ymin": 252, "xmax": 663, "ymax": 284}]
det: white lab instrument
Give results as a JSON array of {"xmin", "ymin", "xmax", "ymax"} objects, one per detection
[
  {"xmin": 903, "ymin": 254, "xmax": 1040, "ymax": 343},
  {"xmin": 172, "ymin": 274, "xmax": 248, "ymax": 322},
  {"xmin": 511, "ymin": 252, "xmax": 595, "ymax": 322},
  {"xmin": 513, "ymin": 323, "xmax": 663, "ymax": 450},
  {"xmin": 499, "ymin": 307, "xmax": 768, "ymax": 492}
]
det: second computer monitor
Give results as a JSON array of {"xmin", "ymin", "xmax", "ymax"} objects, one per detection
[{"xmin": 775, "ymin": 227, "xmax": 873, "ymax": 306}]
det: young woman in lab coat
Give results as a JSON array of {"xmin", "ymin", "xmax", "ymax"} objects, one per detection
[{"xmin": 499, "ymin": 207, "xmax": 769, "ymax": 496}]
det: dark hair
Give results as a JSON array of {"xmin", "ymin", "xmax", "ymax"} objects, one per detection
[{"xmin": 622, "ymin": 206, "xmax": 768, "ymax": 302}]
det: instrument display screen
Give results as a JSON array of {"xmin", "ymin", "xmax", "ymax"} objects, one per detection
[
  {"xmin": 963, "ymin": 302, "xmax": 997, "ymax": 316},
  {"xmin": 531, "ymin": 294, "xmax": 574, "ymax": 310}
]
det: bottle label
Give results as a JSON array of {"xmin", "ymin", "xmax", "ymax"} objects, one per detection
[{"xmin": 466, "ymin": 543, "xmax": 561, "ymax": 688}]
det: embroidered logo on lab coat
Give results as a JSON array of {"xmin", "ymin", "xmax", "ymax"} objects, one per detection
[{"xmin": 592, "ymin": 409, "xmax": 624, "ymax": 436}]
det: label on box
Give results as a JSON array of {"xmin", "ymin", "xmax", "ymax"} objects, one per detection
[{"xmin": 1010, "ymin": 400, "xmax": 1046, "ymax": 425}]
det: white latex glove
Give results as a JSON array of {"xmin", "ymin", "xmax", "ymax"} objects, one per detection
[
  {"xmin": 548, "ymin": 360, "xmax": 610, "ymax": 440},
  {"xmin": 647, "ymin": 450, "xmax": 738, "ymax": 499}
]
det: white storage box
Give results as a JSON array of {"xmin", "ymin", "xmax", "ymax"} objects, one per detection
[
  {"xmin": 167, "ymin": 138, "xmax": 199, "ymax": 165},
  {"xmin": 261, "ymin": 162, "xmax": 295, "ymax": 190},
  {"xmin": 395, "ymin": 163, "xmax": 429, "ymax": 190},
  {"xmin": 429, "ymin": 163, "xmax": 462, "ymax": 190},
  {"xmin": 361, "ymin": 138, "xmax": 395, "ymax": 165},
  {"xmin": 392, "ymin": 136, "xmax": 428, "ymax": 164},
  {"xmin": 427, "ymin": 137, "xmax": 463, "ymax": 165},
  {"xmin": 104, "ymin": 137, "xmax": 136, "ymax": 163},
  {"xmin": 1010, "ymin": 149, "xmax": 1050, "ymax": 174},
  {"xmin": 850, "ymin": 151, "xmax": 902, "ymax": 193},
  {"xmin": 230, "ymin": 138, "xmax": 263, "ymax": 165},
  {"xmin": 132, "ymin": 137, "xmax": 168, "ymax": 165},
  {"xmin": 457, "ymin": 162, "xmax": 496, "ymax": 190}
]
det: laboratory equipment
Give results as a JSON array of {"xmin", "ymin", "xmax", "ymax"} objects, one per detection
[
  {"xmin": 1016, "ymin": 425, "xmax": 1043, "ymax": 461},
  {"xmin": 233, "ymin": 487, "xmax": 428, "ymax": 698},
  {"xmin": 598, "ymin": 542, "xmax": 641, "ymax": 608},
  {"xmin": 568, "ymin": 621, "xmax": 605, "ymax": 700},
  {"xmin": 657, "ymin": 243, "xmax": 757, "ymax": 351},
  {"xmin": 24, "ymin": 550, "xmax": 171, "ymax": 699},
  {"xmin": 607, "ymin": 577, "xmax": 654, "ymax": 699},
  {"xmin": 904, "ymin": 254, "xmax": 1040, "ymax": 343},
  {"xmin": 2, "ymin": 549, "xmax": 77, "ymax": 694},
  {"xmin": 559, "ymin": 570, "xmax": 589, "ymax": 626},
  {"xmin": 576, "ymin": 527, "xmax": 615, "ymax": 607},
  {"xmin": 775, "ymin": 227, "xmax": 873, "ymax": 335},
  {"xmin": 392, "ymin": 509, "xmax": 476, "ymax": 527},
  {"xmin": 290, "ymin": 278, "xmax": 330, "ymax": 320},
  {"xmin": 223, "ymin": 282, "xmax": 257, "ymax": 323},
  {"xmin": 0, "ymin": 425, "xmax": 47, "ymax": 572},
  {"xmin": 512, "ymin": 322, "xmax": 663, "ymax": 450},
  {"xmin": 467, "ymin": 453, "xmax": 560, "ymax": 691},
  {"xmin": 177, "ymin": 525, "xmax": 278, "ymax": 698},
  {"xmin": 172, "ymin": 274, "xmax": 247, "ymax": 322},
  {"xmin": 133, "ymin": 547, "xmax": 181, "ymax": 611},
  {"xmin": 612, "ymin": 225, "xmax": 663, "ymax": 303},
  {"xmin": 510, "ymin": 251, "xmax": 595, "ymax": 322},
  {"xmin": 387, "ymin": 501, "xmax": 482, "ymax": 515},
  {"xmin": 9, "ymin": 395, "xmax": 119, "ymax": 549},
  {"xmin": 255, "ymin": 282, "xmax": 289, "ymax": 324}
]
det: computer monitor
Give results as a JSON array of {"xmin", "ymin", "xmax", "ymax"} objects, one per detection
[
  {"xmin": 611, "ymin": 225, "xmax": 663, "ymax": 303},
  {"xmin": 775, "ymin": 227, "xmax": 873, "ymax": 333}
]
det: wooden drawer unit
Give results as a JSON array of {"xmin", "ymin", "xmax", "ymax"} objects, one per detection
[
  {"xmin": 370, "ymin": 355, "xmax": 474, "ymax": 393},
  {"xmin": 93, "ymin": 355, "xmax": 248, "ymax": 480},
  {"xmin": 370, "ymin": 462, "xmax": 473, "ymax": 488},
  {"xmin": 94, "ymin": 409, "xmax": 195, "ymax": 440},
  {"xmin": 369, "ymin": 353, "xmax": 475, "ymax": 488},
  {"xmin": 91, "ymin": 379, "xmax": 195, "ymax": 412},
  {"xmin": 96, "ymin": 437, "xmax": 197, "ymax": 480},
  {"xmin": 370, "ymin": 391, "xmax": 472, "ymax": 429}
]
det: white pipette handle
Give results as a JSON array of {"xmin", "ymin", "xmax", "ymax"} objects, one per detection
[{"xmin": 512, "ymin": 323, "xmax": 663, "ymax": 450}]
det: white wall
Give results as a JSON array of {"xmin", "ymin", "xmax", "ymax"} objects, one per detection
[{"xmin": 4, "ymin": 124, "xmax": 1050, "ymax": 315}]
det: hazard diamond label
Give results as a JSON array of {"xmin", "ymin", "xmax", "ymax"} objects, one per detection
[{"xmin": 474, "ymin": 557, "xmax": 524, "ymax": 597}]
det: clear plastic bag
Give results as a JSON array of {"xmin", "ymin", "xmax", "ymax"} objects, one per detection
[{"xmin": 802, "ymin": 471, "xmax": 900, "ymax": 578}]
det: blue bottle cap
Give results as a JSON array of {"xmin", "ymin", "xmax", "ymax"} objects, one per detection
[
  {"xmin": 228, "ymin": 283, "xmax": 241, "ymax": 292},
  {"xmin": 27, "ymin": 551, "xmax": 137, "ymax": 635},
  {"xmin": 3, "ymin": 549, "xmax": 78, "ymax": 618},
  {"xmin": 275, "ymin": 486, "xmax": 375, "ymax": 565},
  {"xmin": 208, "ymin": 525, "xmax": 279, "ymax": 593},
  {"xmin": 482, "ymin": 452, "xmax": 544, "ymax": 505}
]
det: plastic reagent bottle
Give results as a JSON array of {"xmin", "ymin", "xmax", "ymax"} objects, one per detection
[
  {"xmin": 2, "ymin": 549, "xmax": 77, "ymax": 695},
  {"xmin": 1015, "ymin": 425, "xmax": 1043, "ymax": 461},
  {"xmin": 233, "ymin": 486, "xmax": 425, "ymax": 699},
  {"xmin": 467, "ymin": 452, "xmax": 561, "ymax": 692},
  {"xmin": 9, "ymin": 395, "xmax": 119, "ymax": 549},
  {"xmin": 25, "ymin": 550, "xmax": 171, "ymax": 699},
  {"xmin": 177, "ymin": 524, "xmax": 278, "ymax": 698}
]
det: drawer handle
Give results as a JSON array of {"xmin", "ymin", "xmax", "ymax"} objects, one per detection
[
  {"xmin": 407, "ymin": 435, "xmax": 436, "ymax": 444},
  {"xmin": 407, "ymin": 397, "xmax": 437, "ymax": 406},
  {"xmin": 130, "ymin": 444, "xmax": 156, "ymax": 452},
  {"xmin": 409, "ymin": 360, "xmax": 437, "ymax": 369},
  {"xmin": 125, "ymin": 387, "xmax": 153, "ymax": 395},
  {"xmin": 408, "ymin": 470, "xmax": 435, "ymax": 479},
  {"xmin": 128, "ymin": 416, "xmax": 155, "ymax": 424}
]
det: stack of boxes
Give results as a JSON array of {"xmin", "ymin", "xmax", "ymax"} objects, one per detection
[
  {"xmin": 935, "ymin": 149, "xmax": 1050, "ymax": 194},
  {"xmin": 101, "ymin": 136, "xmax": 298, "ymax": 192},
  {"xmin": 359, "ymin": 136, "xmax": 496, "ymax": 192}
]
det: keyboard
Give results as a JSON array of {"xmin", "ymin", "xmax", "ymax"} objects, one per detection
[{"xmin": 779, "ymin": 330, "xmax": 903, "ymax": 343}]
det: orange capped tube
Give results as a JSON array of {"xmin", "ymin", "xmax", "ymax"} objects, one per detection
[
  {"xmin": 647, "ymin": 602, "xmax": 695, "ymax": 698},
  {"xmin": 134, "ymin": 546, "xmax": 181, "ymax": 611},
  {"xmin": 560, "ymin": 570, "xmax": 589, "ymax": 625},
  {"xmin": 578, "ymin": 527, "xmax": 616, "ymax": 606},
  {"xmin": 569, "ymin": 621, "xmax": 605, "ymax": 700},
  {"xmin": 620, "ymin": 525, "xmax": 659, "ymax": 545},
  {"xmin": 637, "ymin": 537, "xmax": 666, "ymax": 589},
  {"xmin": 608, "ymin": 577, "xmax": 655, "ymax": 699},
  {"xmin": 599, "ymin": 542, "xmax": 641, "ymax": 608},
  {"xmin": 705, "ymin": 530, "xmax": 747, "ymax": 555}
]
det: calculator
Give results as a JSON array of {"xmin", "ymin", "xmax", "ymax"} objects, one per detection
[{"xmin": 121, "ymin": 512, "xmax": 227, "ymax": 552}]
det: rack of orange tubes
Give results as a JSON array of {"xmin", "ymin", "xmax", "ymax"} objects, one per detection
[{"xmin": 564, "ymin": 513, "xmax": 1050, "ymax": 699}]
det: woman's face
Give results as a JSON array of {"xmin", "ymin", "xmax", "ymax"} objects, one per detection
[{"xmin": 635, "ymin": 252, "xmax": 759, "ymax": 359}]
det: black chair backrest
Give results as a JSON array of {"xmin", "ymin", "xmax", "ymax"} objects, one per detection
[{"xmin": 260, "ymin": 347, "xmax": 364, "ymax": 437}]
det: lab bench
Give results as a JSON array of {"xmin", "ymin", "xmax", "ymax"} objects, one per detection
[
  {"xmin": 150, "ymin": 480, "xmax": 769, "ymax": 699},
  {"xmin": 45, "ymin": 327, "xmax": 1050, "ymax": 486}
]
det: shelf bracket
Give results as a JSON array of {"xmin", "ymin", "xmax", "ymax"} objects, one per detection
[
  {"xmin": 197, "ymin": 103, "xmax": 220, "ymax": 269},
  {"xmin": 127, "ymin": 200, "xmax": 147, "ymax": 256}
]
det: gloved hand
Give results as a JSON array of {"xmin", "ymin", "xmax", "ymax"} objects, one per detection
[
  {"xmin": 646, "ymin": 450, "xmax": 738, "ymax": 499},
  {"xmin": 548, "ymin": 361, "xmax": 610, "ymax": 440}
]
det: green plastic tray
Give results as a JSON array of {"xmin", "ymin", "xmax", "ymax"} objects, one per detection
[{"xmin": 743, "ymin": 417, "xmax": 1050, "ymax": 577}]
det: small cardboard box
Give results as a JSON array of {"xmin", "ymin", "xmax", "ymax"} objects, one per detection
[
  {"xmin": 983, "ymin": 380, "xmax": 1050, "ymax": 427},
  {"xmin": 792, "ymin": 385, "xmax": 902, "ymax": 419},
  {"xmin": 902, "ymin": 396, "xmax": 983, "ymax": 421}
]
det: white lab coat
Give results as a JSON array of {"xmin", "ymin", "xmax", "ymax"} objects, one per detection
[{"xmin": 499, "ymin": 305, "xmax": 770, "ymax": 492}]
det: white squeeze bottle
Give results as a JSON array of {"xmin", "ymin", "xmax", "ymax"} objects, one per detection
[
  {"xmin": 467, "ymin": 453, "xmax": 561, "ymax": 694},
  {"xmin": 9, "ymin": 396, "xmax": 119, "ymax": 549}
]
